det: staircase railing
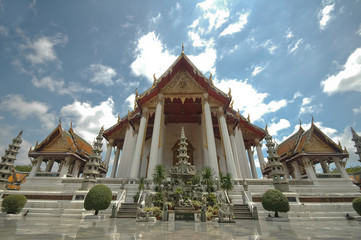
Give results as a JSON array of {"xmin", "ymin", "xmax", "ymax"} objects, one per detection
[
  {"xmin": 115, "ymin": 189, "xmax": 127, "ymax": 212},
  {"xmin": 242, "ymin": 190, "xmax": 258, "ymax": 220},
  {"xmin": 137, "ymin": 189, "xmax": 144, "ymax": 205}
]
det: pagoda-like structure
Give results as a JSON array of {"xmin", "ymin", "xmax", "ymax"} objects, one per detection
[
  {"xmin": 81, "ymin": 127, "xmax": 104, "ymax": 190},
  {"xmin": 264, "ymin": 127, "xmax": 289, "ymax": 192},
  {"xmin": 170, "ymin": 127, "xmax": 195, "ymax": 180},
  {"xmin": 0, "ymin": 131, "xmax": 23, "ymax": 190},
  {"xmin": 351, "ymin": 127, "xmax": 361, "ymax": 162},
  {"xmin": 103, "ymin": 49, "xmax": 266, "ymax": 180}
]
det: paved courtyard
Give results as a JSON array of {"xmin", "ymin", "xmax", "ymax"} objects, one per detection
[{"xmin": 0, "ymin": 216, "xmax": 360, "ymax": 240}]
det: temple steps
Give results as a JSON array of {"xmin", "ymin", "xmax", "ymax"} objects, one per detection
[
  {"xmin": 233, "ymin": 204, "xmax": 253, "ymax": 220},
  {"xmin": 116, "ymin": 202, "xmax": 138, "ymax": 218}
]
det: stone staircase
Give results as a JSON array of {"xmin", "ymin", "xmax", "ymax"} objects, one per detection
[
  {"xmin": 116, "ymin": 202, "xmax": 138, "ymax": 218},
  {"xmin": 233, "ymin": 204, "xmax": 253, "ymax": 220}
]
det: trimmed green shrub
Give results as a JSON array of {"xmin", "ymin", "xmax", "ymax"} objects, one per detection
[
  {"xmin": 1, "ymin": 194, "xmax": 27, "ymax": 214},
  {"xmin": 84, "ymin": 184, "xmax": 112, "ymax": 215},
  {"xmin": 352, "ymin": 197, "xmax": 361, "ymax": 216},
  {"xmin": 261, "ymin": 189, "xmax": 289, "ymax": 217}
]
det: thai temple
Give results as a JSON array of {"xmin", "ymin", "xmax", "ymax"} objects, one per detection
[{"xmin": 0, "ymin": 49, "xmax": 360, "ymax": 219}]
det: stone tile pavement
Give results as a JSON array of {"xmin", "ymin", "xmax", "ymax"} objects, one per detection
[{"xmin": 0, "ymin": 216, "xmax": 360, "ymax": 239}]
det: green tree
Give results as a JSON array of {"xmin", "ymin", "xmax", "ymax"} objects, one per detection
[
  {"xmin": 14, "ymin": 165, "xmax": 32, "ymax": 172},
  {"xmin": 152, "ymin": 165, "xmax": 166, "ymax": 191},
  {"xmin": 1, "ymin": 194, "xmax": 27, "ymax": 214},
  {"xmin": 201, "ymin": 167, "xmax": 215, "ymax": 194},
  {"xmin": 84, "ymin": 184, "xmax": 112, "ymax": 215},
  {"xmin": 261, "ymin": 189, "xmax": 290, "ymax": 217},
  {"xmin": 352, "ymin": 197, "xmax": 361, "ymax": 216},
  {"xmin": 219, "ymin": 172, "xmax": 233, "ymax": 195}
]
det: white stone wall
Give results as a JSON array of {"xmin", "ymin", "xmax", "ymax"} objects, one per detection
[
  {"xmin": 215, "ymin": 138, "xmax": 227, "ymax": 174},
  {"xmin": 139, "ymin": 139, "xmax": 151, "ymax": 178}
]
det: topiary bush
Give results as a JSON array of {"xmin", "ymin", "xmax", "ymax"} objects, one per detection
[
  {"xmin": 261, "ymin": 189, "xmax": 289, "ymax": 217},
  {"xmin": 84, "ymin": 184, "xmax": 112, "ymax": 215},
  {"xmin": 352, "ymin": 197, "xmax": 361, "ymax": 216},
  {"xmin": 1, "ymin": 194, "xmax": 27, "ymax": 214}
]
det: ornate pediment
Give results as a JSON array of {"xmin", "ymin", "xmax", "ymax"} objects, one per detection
[
  {"xmin": 41, "ymin": 135, "xmax": 71, "ymax": 152},
  {"xmin": 303, "ymin": 134, "xmax": 336, "ymax": 153},
  {"xmin": 161, "ymin": 70, "xmax": 205, "ymax": 94}
]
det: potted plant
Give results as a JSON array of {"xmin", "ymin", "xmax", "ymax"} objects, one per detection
[
  {"xmin": 201, "ymin": 167, "xmax": 215, "ymax": 194},
  {"xmin": 133, "ymin": 192, "xmax": 140, "ymax": 203},
  {"xmin": 192, "ymin": 200, "xmax": 201, "ymax": 210}
]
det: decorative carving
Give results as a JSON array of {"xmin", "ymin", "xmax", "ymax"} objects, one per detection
[
  {"xmin": 161, "ymin": 70, "xmax": 204, "ymax": 94},
  {"xmin": 304, "ymin": 135, "xmax": 335, "ymax": 153}
]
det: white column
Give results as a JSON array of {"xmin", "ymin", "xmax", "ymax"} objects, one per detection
[
  {"xmin": 104, "ymin": 139, "xmax": 114, "ymax": 168},
  {"xmin": 203, "ymin": 94, "xmax": 219, "ymax": 176},
  {"xmin": 235, "ymin": 127, "xmax": 252, "ymax": 178},
  {"xmin": 218, "ymin": 107, "xmax": 237, "ymax": 178},
  {"xmin": 45, "ymin": 159, "xmax": 54, "ymax": 172},
  {"xmin": 320, "ymin": 161, "xmax": 330, "ymax": 173},
  {"xmin": 247, "ymin": 148, "xmax": 258, "ymax": 178},
  {"xmin": 201, "ymin": 114, "xmax": 208, "ymax": 169},
  {"xmin": 29, "ymin": 156, "xmax": 43, "ymax": 177},
  {"xmin": 130, "ymin": 108, "xmax": 149, "ymax": 178},
  {"xmin": 230, "ymin": 132, "xmax": 242, "ymax": 178},
  {"xmin": 333, "ymin": 157, "xmax": 349, "ymax": 179},
  {"xmin": 291, "ymin": 161, "xmax": 302, "ymax": 179},
  {"xmin": 302, "ymin": 157, "xmax": 317, "ymax": 180},
  {"xmin": 71, "ymin": 160, "xmax": 81, "ymax": 177},
  {"xmin": 111, "ymin": 146, "xmax": 121, "ymax": 178},
  {"xmin": 147, "ymin": 94, "xmax": 163, "ymax": 178},
  {"xmin": 255, "ymin": 141, "xmax": 266, "ymax": 172},
  {"xmin": 117, "ymin": 126, "xmax": 132, "ymax": 178},
  {"xmin": 59, "ymin": 156, "xmax": 71, "ymax": 178},
  {"xmin": 282, "ymin": 163, "xmax": 290, "ymax": 179}
]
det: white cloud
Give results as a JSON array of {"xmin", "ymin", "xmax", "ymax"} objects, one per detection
[
  {"xmin": 188, "ymin": 31, "xmax": 214, "ymax": 48},
  {"xmin": 131, "ymin": 32, "xmax": 178, "ymax": 82},
  {"xmin": 150, "ymin": 13, "xmax": 161, "ymax": 24},
  {"xmin": 196, "ymin": 0, "xmax": 230, "ymax": 32},
  {"xmin": 88, "ymin": 64, "xmax": 117, "ymax": 86},
  {"xmin": 215, "ymin": 79, "xmax": 287, "ymax": 122},
  {"xmin": 261, "ymin": 39, "xmax": 278, "ymax": 55},
  {"xmin": 293, "ymin": 91, "xmax": 303, "ymax": 99},
  {"xmin": 21, "ymin": 33, "xmax": 67, "ymax": 65},
  {"xmin": 268, "ymin": 119, "xmax": 291, "ymax": 136},
  {"xmin": 0, "ymin": 94, "xmax": 56, "ymax": 130},
  {"xmin": 126, "ymin": 94, "xmax": 135, "ymax": 110},
  {"xmin": 188, "ymin": 47, "xmax": 217, "ymax": 74},
  {"xmin": 219, "ymin": 11, "xmax": 250, "ymax": 37},
  {"xmin": 31, "ymin": 76, "xmax": 94, "ymax": 95},
  {"xmin": 321, "ymin": 48, "xmax": 361, "ymax": 95},
  {"xmin": 284, "ymin": 28, "xmax": 293, "ymax": 39},
  {"xmin": 252, "ymin": 65, "xmax": 265, "ymax": 76},
  {"xmin": 357, "ymin": 24, "xmax": 361, "ymax": 36},
  {"xmin": 288, "ymin": 39, "xmax": 303, "ymax": 54},
  {"xmin": 318, "ymin": 2, "xmax": 335, "ymax": 30},
  {"xmin": 28, "ymin": 0, "xmax": 37, "ymax": 15},
  {"xmin": 353, "ymin": 106, "xmax": 361, "ymax": 114},
  {"xmin": 60, "ymin": 97, "xmax": 117, "ymax": 143},
  {"xmin": 0, "ymin": 25, "xmax": 8, "ymax": 36},
  {"xmin": 299, "ymin": 96, "xmax": 322, "ymax": 115}
]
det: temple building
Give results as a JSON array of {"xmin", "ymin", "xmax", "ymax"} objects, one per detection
[
  {"xmin": 28, "ymin": 122, "xmax": 107, "ymax": 178},
  {"xmin": 262, "ymin": 121, "xmax": 350, "ymax": 183},
  {"xmin": 103, "ymin": 51, "xmax": 267, "ymax": 180}
]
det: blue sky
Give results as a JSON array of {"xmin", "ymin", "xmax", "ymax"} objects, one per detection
[{"xmin": 0, "ymin": 0, "xmax": 361, "ymax": 175}]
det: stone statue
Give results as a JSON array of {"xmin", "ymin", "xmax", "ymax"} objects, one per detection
[
  {"xmin": 145, "ymin": 194, "xmax": 154, "ymax": 208},
  {"xmin": 162, "ymin": 203, "xmax": 168, "ymax": 221},
  {"xmin": 218, "ymin": 194, "xmax": 235, "ymax": 223},
  {"xmin": 178, "ymin": 195, "xmax": 185, "ymax": 207},
  {"xmin": 136, "ymin": 206, "xmax": 149, "ymax": 222}
]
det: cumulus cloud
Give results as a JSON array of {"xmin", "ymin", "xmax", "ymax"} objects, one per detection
[
  {"xmin": 131, "ymin": 32, "xmax": 178, "ymax": 82},
  {"xmin": 188, "ymin": 47, "xmax": 217, "ymax": 75},
  {"xmin": 353, "ymin": 106, "xmax": 361, "ymax": 114},
  {"xmin": 31, "ymin": 76, "xmax": 94, "ymax": 95},
  {"xmin": 252, "ymin": 65, "xmax": 265, "ymax": 76},
  {"xmin": 215, "ymin": 79, "xmax": 287, "ymax": 122},
  {"xmin": 196, "ymin": 0, "xmax": 230, "ymax": 32},
  {"xmin": 88, "ymin": 64, "xmax": 117, "ymax": 86},
  {"xmin": 321, "ymin": 48, "xmax": 361, "ymax": 95},
  {"xmin": 125, "ymin": 94, "xmax": 135, "ymax": 110},
  {"xmin": 261, "ymin": 39, "xmax": 278, "ymax": 55},
  {"xmin": 268, "ymin": 119, "xmax": 291, "ymax": 136},
  {"xmin": 318, "ymin": 1, "xmax": 335, "ymax": 30},
  {"xmin": 0, "ymin": 94, "xmax": 56, "ymax": 130},
  {"xmin": 60, "ymin": 97, "xmax": 117, "ymax": 143},
  {"xmin": 219, "ymin": 11, "xmax": 250, "ymax": 37},
  {"xmin": 284, "ymin": 28, "xmax": 293, "ymax": 39},
  {"xmin": 357, "ymin": 24, "xmax": 361, "ymax": 36},
  {"xmin": 20, "ymin": 33, "xmax": 68, "ymax": 65},
  {"xmin": 299, "ymin": 97, "xmax": 322, "ymax": 115}
]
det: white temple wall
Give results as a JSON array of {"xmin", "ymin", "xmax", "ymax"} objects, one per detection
[
  {"xmin": 162, "ymin": 123, "xmax": 203, "ymax": 172},
  {"xmin": 215, "ymin": 138, "xmax": 226, "ymax": 174}
]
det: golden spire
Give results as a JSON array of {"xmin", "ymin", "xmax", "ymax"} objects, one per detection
[
  {"xmin": 70, "ymin": 121, "xmax": 73, "ymax": 129},
  {"xmin": 338, "ymin": 140, "xmax": 342, "ymax": 149},
  {"xmin": 128, "ymin": 110, "xmax": 131, "ymax": 119},
  {"xmin": 237, "ymin": 109, "xmax": 240, "ymax": 118},
  {"xmin": 135, "ymin": 88, "xmax": 139, "ymax": 99},
  {"xmin": 265, "ymin": 124, "xmax": 268, "ymax": 132},
  {"xmin": 182, "ymin": 42, "xmax": 184, "ymax": 54},
  {"xmin": 299, "ymin": 119, "xmax": 302, "ymax": 128},
  {"xmin": 311, "ymin": 114, "xmax": 314, "ymax": 124},
  {"xmin": 59, "ymin": 117, "xmax": 62, "ymax": 125},
  {"xmin": 230, "ymin": 100, "xmax": 234, "ymax": 109},
  {"xmin": 247, "ymin": 114, "xmax": 250, "ymax": 122},
  {"xmin": 117, "ymin": 114, "xmax": 120, "ymax": 122},
  {"xmin": 228, "ymin": 88, "xmax": 232, "ymax": 98},
  {"xmin": 209, "ymin": 73, "xmax": 213, "ymax": 85}
]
